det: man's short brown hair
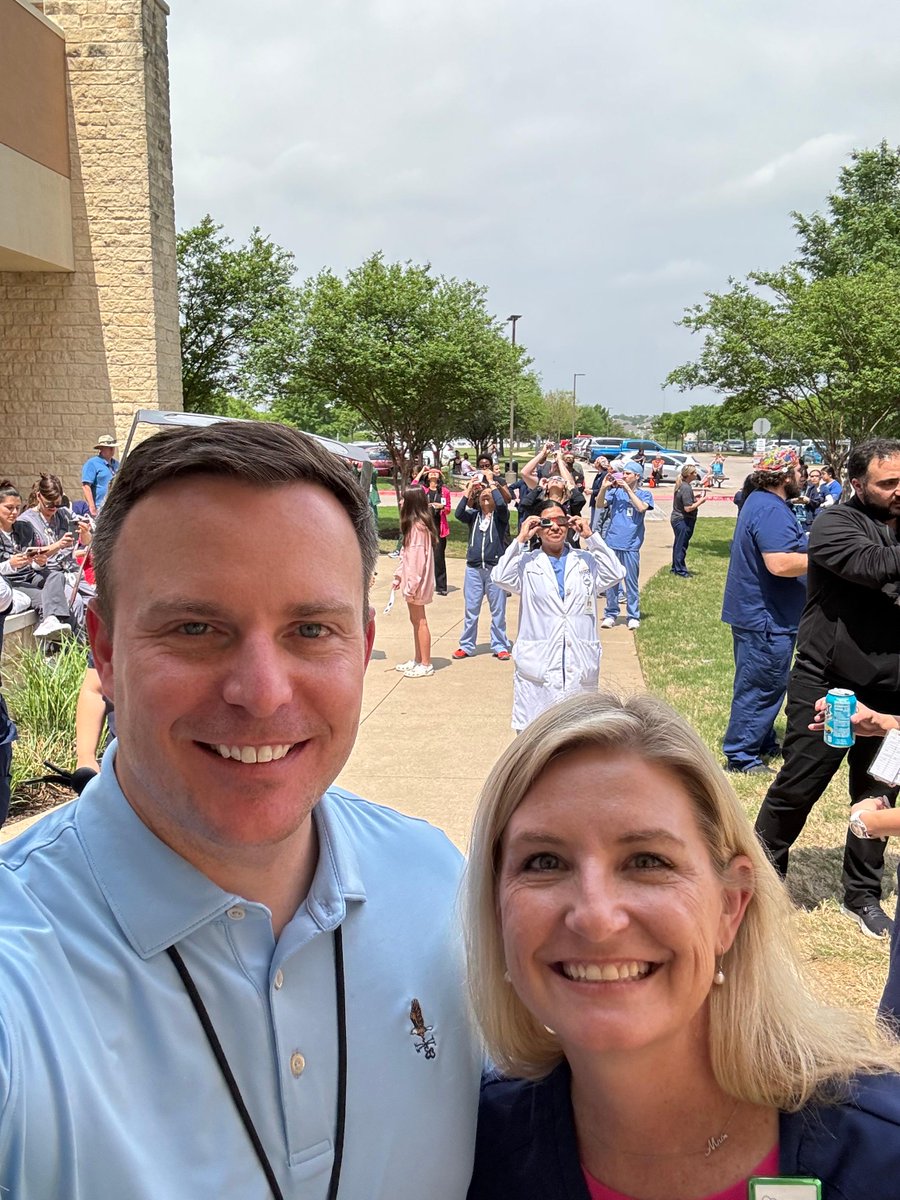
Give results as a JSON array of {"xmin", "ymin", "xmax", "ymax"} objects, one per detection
[{"xmin": 91, "ymin": 422, "xmax": 378, "ymax": 626}]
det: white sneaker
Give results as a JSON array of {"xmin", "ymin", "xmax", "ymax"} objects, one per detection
[
  {"xmin": 395, "ymin": 660, "xmax": 417, "ymax": 672},
  {"xmin": 402, "ymin": 663, "xmax": 435, "ymax": 678},
  {"xmin": 627, "ymin": 619, "xmax": 640, "ymax": 630},
  {"xmin": 33, "ymin": 615, "xmax": 69, "ymax": 640},
  {"xmin": 600, "ymin": 617, "xmax": 616, "ymax": 629}
]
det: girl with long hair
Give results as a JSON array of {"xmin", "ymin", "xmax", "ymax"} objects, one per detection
[
  {"xmin": 414, "ymin": 465, "xmax": 451, "ymax": 594},
  {"xmin": 392, "ymin": 486, "xmax": 437, "ymax": 678}
]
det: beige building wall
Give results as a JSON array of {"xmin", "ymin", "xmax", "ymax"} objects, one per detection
[{"xmin": 0, "ymin": 0, "xmax": 182, "ymax": 495}]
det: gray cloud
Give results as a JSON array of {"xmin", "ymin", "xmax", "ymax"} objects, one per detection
[{"xmin": 169, "ymin": 0, "xmax": 900, "ymax": 415}]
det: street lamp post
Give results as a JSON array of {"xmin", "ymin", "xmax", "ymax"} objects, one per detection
[
  {"xmin": 572, "ymin": 372, "xmax": 585, "ymax": 440},
  {"xmin": 507, "ymin": 314, "xmax": 522, "ymax": 462}
]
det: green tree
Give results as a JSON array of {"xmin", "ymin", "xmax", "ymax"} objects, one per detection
[
  {"xmin": 539, "ymin": 389, "xmax": 577, "ymax": 440},
  {"xmin": 667, "ymin": 266, "xmax": 900, "ymax": 465},
  {"xmin": 666, "ymin": 143, "xmax": 900, "ymax": 466},
  {"xmin": 573, "ymin": 403, "xmax": 618, "ymax": 438},
  {"xmin": 177, "ymin": 216, "xmax": 300, "ymax": 414},
  {"xmin": 285, "ymin": 254, "xmax": 526, "ymax": 484},
  {"xmin": 793, "ymin": 141, "xmax": 900, "ymax": 277}
]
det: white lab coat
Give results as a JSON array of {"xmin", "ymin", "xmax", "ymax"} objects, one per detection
[{"xmin": 491, "ymin": 534, "xmax": 625, "ymax": 731}]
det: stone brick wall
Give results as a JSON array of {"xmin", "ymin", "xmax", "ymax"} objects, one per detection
[{"xmin": 0, "ymin": 0, "xmax": 182, "ymax": 498}]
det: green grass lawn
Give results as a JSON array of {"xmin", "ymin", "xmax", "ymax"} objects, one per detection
[{"xmin": 636, "ymin": 519, "xmax": 894, "ymax": 1015}]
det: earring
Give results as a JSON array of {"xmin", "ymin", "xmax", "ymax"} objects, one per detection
[{"xmin": 713, "ymin": 956, "xmax": 725, "ymax": 986}]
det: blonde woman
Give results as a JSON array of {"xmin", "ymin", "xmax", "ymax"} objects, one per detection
[{"xmin": 464, "ymin": 692, "xmax": 900, "ymax": 1200}]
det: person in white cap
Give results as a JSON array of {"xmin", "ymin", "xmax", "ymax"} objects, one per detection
[{"xmin": 81, "ymin": 435, "xmax": 119, "ymax": 517}]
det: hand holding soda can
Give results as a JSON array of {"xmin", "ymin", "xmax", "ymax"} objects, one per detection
[{"xmin": 824, "ymin": 689, "xmax": 857, "ymax": 748}]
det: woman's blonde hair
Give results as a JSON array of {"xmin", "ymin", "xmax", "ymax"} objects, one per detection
[{"xmin": 463, "ymin": 691, "xmax": 900, "ymax": 1108}]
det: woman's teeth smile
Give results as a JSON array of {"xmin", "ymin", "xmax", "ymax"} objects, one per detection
[{"xmin": 559, "ymin": 961, "xmax": 654, "ymax": 982}]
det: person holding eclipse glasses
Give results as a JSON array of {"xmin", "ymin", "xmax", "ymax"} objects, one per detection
[{"xmin": 491, "ymin": 501, "xmax": 623, "ymax": 732}]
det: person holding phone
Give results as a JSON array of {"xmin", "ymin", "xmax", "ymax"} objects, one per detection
[
  {"xmin": 596, "ymin": 460, "xmax": 654, "ymax": 630},
  {"xmin": 0, "ymin": 480, "xmax": 74, "ymax": 639},
  {"xmin": 490, "ymin": 502, "xmax": 624, "ymax": 730},
  {"xmin": 414, "ymin": 466, "xmax": 451, "ymax": 595}
]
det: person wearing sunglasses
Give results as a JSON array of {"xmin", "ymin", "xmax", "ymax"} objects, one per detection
[
  {"xmin": 491, "ymin": 501, "xmax": 623, "ymax": 731},
  {"xmin": 16, "ymin": 474, "xmax": 92, "ymax": 639}
]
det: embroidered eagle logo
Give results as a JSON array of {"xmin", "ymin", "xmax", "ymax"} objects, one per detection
[{"xmin": 409, "ymin": 998, "xmax": 436, "ymax": 1059}]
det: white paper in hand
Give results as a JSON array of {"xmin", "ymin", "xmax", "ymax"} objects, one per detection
[
  {"xmin": 869, "ymin": 728, "xmax": 900, "ymax": 787},
  {"xmin": 383, "ymin": 590, "xmax": 396, "ymax": 615}
]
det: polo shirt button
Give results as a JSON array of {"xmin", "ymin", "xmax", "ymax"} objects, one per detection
[
  {"xmin": 226, "ymin": 906, "xmax": 245, "ymax": 920},
  {"xmin": 273, "ymin": 969, "xmax": 284, "ymax": 990},
  {"xmin": 290, "ymin": 1052, "xmax": 306, "ymax": 1077}
]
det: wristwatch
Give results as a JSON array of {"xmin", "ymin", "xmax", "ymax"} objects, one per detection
[{"xmin": 849, "ymin": 811, "xmax": 886, "ymax": 841}]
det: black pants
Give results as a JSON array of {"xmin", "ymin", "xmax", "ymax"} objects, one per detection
[
  {"xmin": 754, "ymin": 669, "xmax": 899, "ymax": 908},
  {"xmin": 434, "ymin": 536, "xmax": 447, "ymax": 593}
]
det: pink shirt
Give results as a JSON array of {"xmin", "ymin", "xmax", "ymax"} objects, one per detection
[{"xmin": 583, "ymin": 1146, "xmax": 779, "ymax": 1200}]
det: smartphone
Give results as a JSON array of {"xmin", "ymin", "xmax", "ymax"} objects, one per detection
[
  {"xmin": 25, "ymin": 546, "xmax": 42, "ymax": 558},
  {"xmin": 612, "ymin": 472, "xmax": 625, "ymax": 482}
]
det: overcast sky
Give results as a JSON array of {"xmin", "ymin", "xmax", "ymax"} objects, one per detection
[{"xmin": 168, "ymin": 0, "xmax": 900, "ymax": 415}]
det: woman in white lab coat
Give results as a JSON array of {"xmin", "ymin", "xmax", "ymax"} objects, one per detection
[{"xmin": 491, "ymin": 502, "xmax": 625, "ymax": 731}]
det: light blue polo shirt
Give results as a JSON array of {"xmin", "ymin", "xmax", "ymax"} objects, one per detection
[
  {"xmin": 0, "ymin": 748, "xmax": 480, "ymax": 1199},
  {"xmin": 81, "ymin": 454, "xmax": 119, "ymax": 506}
]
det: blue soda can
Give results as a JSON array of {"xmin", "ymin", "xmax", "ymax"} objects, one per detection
[{"xmin": 824, "ymin": 688, "xmax": 857, "ymax": 748}]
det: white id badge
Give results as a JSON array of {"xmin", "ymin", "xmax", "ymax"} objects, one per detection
[
  {"xmin": 626, "ymin": 506, "xmax": 634, "ymax": 519},
  {"xmin": 748, "ymin": 1179, "xmax": 821, "ymax": 1200}
]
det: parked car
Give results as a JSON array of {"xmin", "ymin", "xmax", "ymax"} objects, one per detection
[
  {"xmin": 724, "ymin": 439, "xmax": 746, "ymax": 453},
  {"xmin": 348, "ymin": 441, "xmax": 393, "ymax": 476},
  {"xmin": 609, "ymin": 452, "xmax": 707, "ymax": 486}
]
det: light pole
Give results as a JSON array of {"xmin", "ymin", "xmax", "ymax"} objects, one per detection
[
  {"xmin": 507, "ymin": 314, "xmax": 522, "ymax": 460},
  {"xmin": 572, "ymin": 372, "xmax": 585, "ymax": 440}
]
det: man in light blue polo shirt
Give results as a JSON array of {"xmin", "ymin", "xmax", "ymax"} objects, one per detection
[
  {"xmin": 595, "ymin": 460, "xmax": 654, "ymax": 630},
  {"xmin": 0, "ymin": 423, "xmax": 480, "ymax": 1199}
]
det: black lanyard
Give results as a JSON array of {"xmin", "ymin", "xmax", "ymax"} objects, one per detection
[{"xmin": 167, "ymin": 925, "xmax": 347, "ymax": 1200}]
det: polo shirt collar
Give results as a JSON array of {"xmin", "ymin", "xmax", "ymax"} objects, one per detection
[{"xmin": 76, "ymin": 744, "xmax": 367, "ymax": 959}]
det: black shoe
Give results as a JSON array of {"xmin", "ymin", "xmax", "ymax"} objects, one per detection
[
  {"xmin": 762, "ymin": 745, "xmax": 783, "ymax": 762},
  {"xmin": 724, "ymin": 763, "xmax": 775, "ymax": 777},
  {"xmin": 841, "ymin": 903, "xmax": 894, "ymax": 939}
]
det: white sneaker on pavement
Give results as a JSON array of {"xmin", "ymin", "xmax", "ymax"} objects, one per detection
[
  {"xmin": 600, "ymin": 617, "xmax": 616, "ymax": 629},
  {"xmin": 402, "ymin": 663, "xmax": 435, "ymax": 678},
  {"xmin": 395, "ymin": 660, "xmax": 417, "ymax": 672},
  {"xmin": 627, "ymin": 619, "xmax": 640, "ymax": 630},
  {"xmin": 33, "ymin": 615, "xmax": 68, "ymax": 640}
]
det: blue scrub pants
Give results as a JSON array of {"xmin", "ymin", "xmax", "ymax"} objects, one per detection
[
  {"xmin": 459, "ymin": 565, "xmax": 510, "ymax": 654},
  {"xmin": 722, "ymin": 626, "xmax": 795, "ymax": 771},
  {"xmin": 604, "ymin": 550, "xmax": 641, "ymax": 622}
]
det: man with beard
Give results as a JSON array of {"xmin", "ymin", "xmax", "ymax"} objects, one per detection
[
  {"xmin": 720, "ymin": 447, "xmax": 808, "ymax": 776},
  {"xmin": 755, "ymin": 439, "xmax": 900, "ymax": 940}
]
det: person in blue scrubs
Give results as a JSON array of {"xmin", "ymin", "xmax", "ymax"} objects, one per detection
[
  {"xmin": 0, "ymin": 423, "xmax": 480, "ymax": 1200},
  {"xmin": 721, "ymin": 447, "xmax": 808, "ymax": 775},
  {"xmin": 595, "ymin": 461, "xmax": 654, "ymax": 630}
]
